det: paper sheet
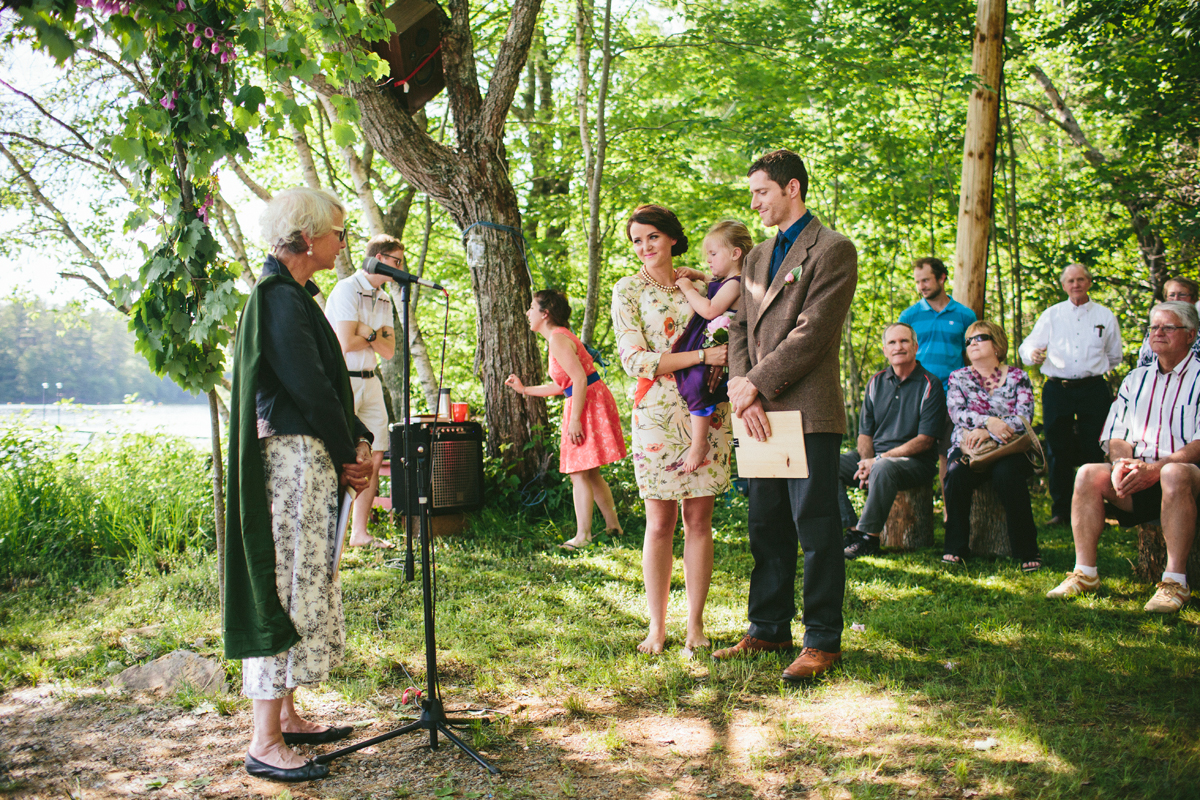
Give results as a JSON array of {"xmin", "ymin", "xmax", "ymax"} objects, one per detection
[{"xmin": 334, "ymin": 488, "xmax": 355, "ymax": 568}]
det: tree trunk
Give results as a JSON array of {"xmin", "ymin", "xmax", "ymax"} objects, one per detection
[
  {"xmin": 580, "ymin": 0, "xmax": 613, "ymax": 345},
  {"xmin": 1001, "ymin": 87, "xmax": 1023, "ymax": 345},
  {"xmin": 208, "ymin": 389, "xmax": 226, "ymax": 610},
  {"xmin": 308, "ymin": 0, "xmax": 549, "ymax": 478},
  {"xmin": 968, "ymin": 483, "xmax": 1011, "ymax": 557},
  {"xmin": 1135, "ymin": 522, "xmax": 1200, "ymax": 587},
  {"xmin": 882, "ymin": 484, "xmax": 934, "ymax": 550},
  {"xmin": 953, "ymin": 0, "xmax": 1006, "ymax": 319},
  {"xmin": 1028, "ymin": 65, "xmax": 1169, "ymax": 297}
]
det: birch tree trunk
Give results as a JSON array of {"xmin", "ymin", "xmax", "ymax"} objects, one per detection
[
  {"xmin": 953, "ymin": 0, "xmax": 1006, "ymax": 319},
  {"xmin": 579, "ymin": 0, "xmax": 613, "ymax": 345}
]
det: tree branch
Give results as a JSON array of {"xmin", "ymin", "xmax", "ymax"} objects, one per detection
[
  {"xmin": 226, "ymin": 156, "xmax": 272, "ymax": 201},
  {"xmin": 1028, "ymin": 65, "xmax": 1105, "ymax": 170},
  {"xmin": 0, "ymin": 130, "xmax": 131, "ymax": 191},
  {"xmin": 60, "ymin": 272, "xmax": 129, "ymax": 313},
  {"xmin": 0, "ymin": 78, "xmax": 101, "ymax": 157},
  {"xmin": 440, "ymin": 0, "xmax": 484, "ymax": 141},
  {"xmin": 479, "ymin": 0, "xmax": 544, "ymax": 139},
  {"xmin": 1007, "ymin": 99, "xmax": 1069, "ymax": 133},
  {"xmin": 0, "ymin": 140, "xmax": 122, "ymax": 302}
]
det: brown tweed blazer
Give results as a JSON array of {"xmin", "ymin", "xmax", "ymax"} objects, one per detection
[{"xmin": 729, "ymin": 216, "xmax": 858, "ymax": 434}]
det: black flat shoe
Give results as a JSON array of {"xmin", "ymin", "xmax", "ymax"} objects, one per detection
[
  {"xmin": 245, "ymin": 753, "xmax": 330, "ymax": 782},
  {"xmin": 281, "ymin": 725, "xmax": 353, "ymax": 745}
]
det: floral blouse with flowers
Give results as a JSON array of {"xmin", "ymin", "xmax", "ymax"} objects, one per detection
[{"xmin": 946, "ymin": 365, "xmax": 1036, "ymax": 452}]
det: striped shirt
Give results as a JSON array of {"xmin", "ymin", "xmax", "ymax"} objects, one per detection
[
  {"xmin": 898, "ymin": 296, "xmax": 977, "ymax": 390},
  {"xmin": 1101, "ymin": 353, "xmax": 1200, "ymax": 461}
]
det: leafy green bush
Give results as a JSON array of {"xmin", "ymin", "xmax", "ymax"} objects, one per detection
[{"xmin": 0, "ymin": 424, "xmax": 213, "ymax": 586}]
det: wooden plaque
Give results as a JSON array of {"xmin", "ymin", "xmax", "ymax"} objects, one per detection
[{"xmin": 731, "ymin": 410, "xmax": 808, "ymax": 479}]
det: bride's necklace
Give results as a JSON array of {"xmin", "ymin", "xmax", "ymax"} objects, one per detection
[{"xmin": 640, "ymin": 265, "xmax": 676, "ymax": 292}]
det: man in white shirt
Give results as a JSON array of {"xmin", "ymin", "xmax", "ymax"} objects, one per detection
[
  {"xmin": 1047, "ymin": 301, "xmax": 1200, "ymax": 613},
  {"xmin": 1018, "ymin": 264, "xmax": 1123, "ymax": 524},
  {"xmin": 324, "ymin": 234, "xmax": 400, "ymax": 549}
]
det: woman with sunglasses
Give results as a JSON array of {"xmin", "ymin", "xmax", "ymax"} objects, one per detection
[
  {"xmin": 942, "ymin": 320, "xmax": 1041, "ymax": 571},
  {"xmin": 225, "ymin": 187, "xmax": 373, "ymax": 782}
]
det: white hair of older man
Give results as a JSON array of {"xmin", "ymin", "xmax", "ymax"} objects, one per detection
[
  {"xmin": 259, "ymin": 187, "xmax": 346, "ymax": 254},
  {"xmin": 1060, "ymin": 262, "xmax": 1092, "ymax": 282},
  {"xmin": 1150, "ymin": 300, "xmax": 1200, "ymax": 332}
]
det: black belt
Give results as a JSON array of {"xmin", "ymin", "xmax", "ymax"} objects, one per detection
[
  {"xmin": 347, "ymin": 370, "xmax": 376, "ymax": 379},
  {"xmin": 1047, "ymin": 375, "xmax": 1104, "ymax": 389}
]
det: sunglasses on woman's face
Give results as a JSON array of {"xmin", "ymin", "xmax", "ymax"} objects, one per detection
[
  {"xmin": 967, "ymin": 333, "xmax": 994, "ymax": 344},
  {"xmin": 331, "ymin": 225, "xmax": 347, "ymax": 242}
]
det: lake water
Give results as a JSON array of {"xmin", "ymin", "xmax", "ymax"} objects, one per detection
[{"xmin": 0, "ymin": 403, "xmax": 214, "ymax": 447}]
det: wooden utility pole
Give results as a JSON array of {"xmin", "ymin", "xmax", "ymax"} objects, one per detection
[{"xmin": 953, "ymin": 0, "xmax": 1006, "ymax": 318}]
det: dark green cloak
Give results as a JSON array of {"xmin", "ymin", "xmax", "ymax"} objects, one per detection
[{"xmin": 222, "ymin": 270, "xmax": 355, "ymax": 660}]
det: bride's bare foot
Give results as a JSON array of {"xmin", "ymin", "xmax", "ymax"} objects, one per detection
[
  {"xmin": 684, "ymin": 634, "xmax": 710, "ymax": 650},
  {"xmin": 637, "ymin": 630, "xmax": 666, "ymax": 654},
  {"xmin": 680, "ymin": 444, "xmax": 709, "ymax": 474}
]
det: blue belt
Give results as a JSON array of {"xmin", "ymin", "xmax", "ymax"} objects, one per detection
[{"xmin": 563, "ymin": 371, "xmax": 601, "ymax": 398}]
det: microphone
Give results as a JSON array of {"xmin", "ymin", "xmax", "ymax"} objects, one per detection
[{"xmin": 361, "ymin": 256, "xmax": 446, "ymax": 293}]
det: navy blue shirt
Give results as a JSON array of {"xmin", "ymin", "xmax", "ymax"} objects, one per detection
[{"xmin": 768, "ymin": 210, "xmax": 813, "ymax": 283}]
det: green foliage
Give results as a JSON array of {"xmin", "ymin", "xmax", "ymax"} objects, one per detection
[{"xmin": 0, "ymin": 422, "xmax": 213, "ymax": 586}]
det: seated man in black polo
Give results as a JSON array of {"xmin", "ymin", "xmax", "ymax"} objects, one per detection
[{"xmin": 842, "ymin": 323, "xmax": 947, "ymax": 559}]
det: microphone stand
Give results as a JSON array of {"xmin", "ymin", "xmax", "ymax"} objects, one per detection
[{"xmin": 315, "ymin": 282, "xmax": 498, "ymax": 775}]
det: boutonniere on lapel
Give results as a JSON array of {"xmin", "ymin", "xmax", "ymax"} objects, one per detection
[{"xmin": 784, "ymin": 266, "xmax": 802, "ymax": 284}]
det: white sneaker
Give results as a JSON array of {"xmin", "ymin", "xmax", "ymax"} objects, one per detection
[
  {"xmin": 1144, "ymin": 579, "xmax": 1190, "ymax": 613},
  {"xmin": 1046, "ymin": 570, "xmax": 1100, "ymax": 599}
]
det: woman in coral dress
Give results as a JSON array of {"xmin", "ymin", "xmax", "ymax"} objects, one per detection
[
  {"xmin": 506, "ymin": 290, "xmax": 626, "ymax": 550},
  {"xmin": 610, "ymin": 204, "xmax": 732, "ymax": 655}
]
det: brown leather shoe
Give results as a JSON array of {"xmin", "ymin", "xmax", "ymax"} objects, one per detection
[
  {"xmin": 711, "ymin": 635, "xmax": 793, "ymax": 660},
  {"xmin": 781, "ymin": 647, "xmax": 842, "ymax": 681}
]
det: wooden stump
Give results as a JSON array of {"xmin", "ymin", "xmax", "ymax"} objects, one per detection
[
  {"xmin": 881, "ymin": 484, "xmax": 934, "ymax": 550},
  {"xmin": 1135, "ymin": 521, "xmax": 1200, "ymax": 586},
  {"xmin": 968, "ymin": 483, "xmax": 1011, "ymax": 557}
]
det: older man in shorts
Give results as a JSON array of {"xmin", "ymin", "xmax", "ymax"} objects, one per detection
[{"xmin": 1046, "ymin": 301, "xmax": 1200, "ymax": 612}]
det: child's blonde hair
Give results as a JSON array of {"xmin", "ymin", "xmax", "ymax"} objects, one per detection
[{"xmin": 704, "ymin": 219, "xmax": 753, "ymax": 267}]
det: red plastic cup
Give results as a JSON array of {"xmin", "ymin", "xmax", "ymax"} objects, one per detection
[{"xmin": 451, "ymin": 402, "xmax": 469, "ymax": 422}]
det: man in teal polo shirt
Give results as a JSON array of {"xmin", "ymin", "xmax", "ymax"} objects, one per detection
[{"xmin": 898, "ymin": 257, "xmax": 977, "ymax": 490}]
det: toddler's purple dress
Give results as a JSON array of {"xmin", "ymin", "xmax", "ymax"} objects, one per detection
[{"xmin": 671, "ymin": 276, "xmax": 739, "ymax": 415}]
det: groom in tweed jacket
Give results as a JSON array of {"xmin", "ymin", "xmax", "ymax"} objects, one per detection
[{"xmin": 717, "ymin": 149, "xmax": 858, "ymax": 681}]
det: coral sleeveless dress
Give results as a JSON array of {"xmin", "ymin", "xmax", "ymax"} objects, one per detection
[{"xmin": 548, "ymin": 329, "xmax": 628, "ymax": 473}]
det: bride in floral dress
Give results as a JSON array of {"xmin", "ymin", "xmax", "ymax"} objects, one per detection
[{"xmin": 611, "ymin": 204, "xmax": 732, "ymax": 655}]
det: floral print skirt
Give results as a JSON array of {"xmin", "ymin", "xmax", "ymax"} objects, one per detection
[
  {"xmin": 631, "ymin": 376, "xmax": 732, "ymax": 500},
  {"xmin": 242, "ymin": 435, "xmax": 345, "ymax": 700}
]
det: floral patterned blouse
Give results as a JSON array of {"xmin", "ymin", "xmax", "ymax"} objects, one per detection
[
  {"xmin": 946, "ymin": 365, "xmax": 1035, "ymax": 451},
  {"xmin": 611, "ymin": 274, "xmax": 732, "ymax": 500}
]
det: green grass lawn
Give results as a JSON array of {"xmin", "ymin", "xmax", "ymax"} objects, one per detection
[{"xmin": 1, "ymin": 490, "xmax": 1197, "ymax": 799}]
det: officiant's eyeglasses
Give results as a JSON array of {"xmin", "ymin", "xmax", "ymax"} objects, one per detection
[
  {"xmin": 1149, "ymin": 325, "xmax": 1188, "ymax": 333},
  {"xmin": 966, "ymin": 333, "xmax": 994, "ymax": 344}
]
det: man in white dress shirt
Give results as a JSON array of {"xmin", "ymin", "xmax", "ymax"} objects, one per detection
[
  {"xmin": 324, "ymin": 234, "xmax": 400, "ymax": 549},
  {"xmin": 1018, "ymin": 264, "xmax": 1123, "ymax": 524},
  {"xmin": 1047, "ymin": 302, "xmax": 1200, "ymax": 613}
]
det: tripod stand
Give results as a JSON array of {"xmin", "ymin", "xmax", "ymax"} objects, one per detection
[{"xmin": 316, "ymin": 282, "xmax": 498, "ymax": 775}]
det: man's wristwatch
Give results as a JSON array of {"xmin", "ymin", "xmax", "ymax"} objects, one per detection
[{"xmin": 366, "ymin": 331, "xmax": 377, "ymax": 343}]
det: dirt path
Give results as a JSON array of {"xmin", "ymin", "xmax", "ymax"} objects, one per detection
[{"xmin": 0, "ymin": 679, "xmax": 983, "ymax": 799}]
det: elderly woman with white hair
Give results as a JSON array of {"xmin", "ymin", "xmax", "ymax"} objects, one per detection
[{"xmin": 224, "ymin": 187, "xmax": 373, "ymax": 782}]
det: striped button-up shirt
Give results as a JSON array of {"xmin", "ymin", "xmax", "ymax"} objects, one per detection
[{"xmin": 1101, "ymin": 353, "xmax": 1200, "ymax": 461}]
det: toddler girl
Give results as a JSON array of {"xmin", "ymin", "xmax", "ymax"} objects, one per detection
[{"xmin": 672, "ymin": 219, "xmax": 753, "ymax": 473}]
